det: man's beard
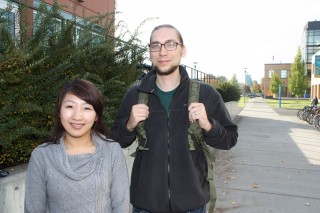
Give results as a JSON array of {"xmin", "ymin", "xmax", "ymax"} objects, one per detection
[{"xmin": 154, "ymin": 65, "xmax": 179, "ymax": 76}]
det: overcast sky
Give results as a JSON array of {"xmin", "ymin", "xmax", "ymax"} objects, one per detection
[{"xmin": 115, "ymin": 0, "xmax": 320, "ymax": 83}]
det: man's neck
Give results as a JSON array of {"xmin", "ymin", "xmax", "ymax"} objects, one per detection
[{"xmin": 156, "ymin": 69, "xmax": 181, "ymax": 92}]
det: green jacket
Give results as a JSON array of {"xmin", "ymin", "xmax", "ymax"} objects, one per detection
[{"xmin": 111, "ymin": 65, "xmax": 238, "ymax": 213}]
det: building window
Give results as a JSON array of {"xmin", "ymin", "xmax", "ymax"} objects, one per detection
[
  {"xmin": 306, "ymin": 29, "xmax": 320, "ymax": 63},
  {"xmin": 268, "ymin": 70, "xmax": 274, "ymax": 78},
  {"xmin": 0, "ymin": 1, "xmax": 19, "ymax": 42},
  {"xmin": 33, "ymin": 1, "xmax": 104, "ymax": 46},
  {"xmin": 280, "ymin": 70, "xmax": 287, "ymax": 78},
  {"xmin": 92, "ymin": 24, "xmax": 103, "ymax": 45},
  {"xmin": 0, "ymin": 8, "xmax": 15, "ymax": 38},
  {"xmin": 315, "ymin": 55, "xmax": 320, "ymax": 77},
  {"xmin": 73, "ymin": 24, "xmax": 84, "ymax": 44}
]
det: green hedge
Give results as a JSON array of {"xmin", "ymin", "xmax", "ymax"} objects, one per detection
[
  {"xmin": 0, "ymin": 2, "xmax": 146, "ymax": 169},
  {"xmin": 216, "ymin": 82, "xmax": 241, "ymax": 102}
]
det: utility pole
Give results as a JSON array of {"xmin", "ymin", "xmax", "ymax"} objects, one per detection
[
  {"xmin": 244, "ymin": 68, "xmax": 247, "ymax": 104},
  {"xmin": 193, "ymin": 62, "xmax": 197, "ymax": 80}
]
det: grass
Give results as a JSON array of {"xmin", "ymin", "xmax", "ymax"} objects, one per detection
[
  {"xmin": 238, "ymin": 97, "xmax": 249, "ymax": 108},
  {"xmin": 237, "ymin": 97, "xmax": 311, "ymax": 110},
  {"xmin": 266, "ymin": 98, "xmax": 311, "ymax": 110}
]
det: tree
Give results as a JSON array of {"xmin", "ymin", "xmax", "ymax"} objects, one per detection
[
  {"xmin": 229, "ymin": 73, "xmax": 242, "ymax": 95},
  {"xmin": 288, "ymin": 47, "xmax": 308, "ymax": 100},
  {"xmin": 260, "ymin": 77, "xmax": 265, "ymax": 93},
  {"xmin": 229, "ymin": 73, "xmax": 239, "ymax": 87},
  {"xmin": 252, "ymin": 80, "xmax": 260, "ymax": 93},
  {"xmin": 207, "ymin": 74, "xmax": 218, "ymax": 86},
  {"xmin": 244, "ymin": 84, "xmax": 251, "ymax": 94},
  {"xmin": 270, "ymin": 73, "xmax": 282, "ymax": 96},
  {"xmin": 216, "ymin": 75, "xmax": 228, "ymax": 84}
]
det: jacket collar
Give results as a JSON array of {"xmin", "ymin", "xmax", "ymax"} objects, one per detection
[{"xmin": 138, "ymin": 65, "xmax": 190, "ymax": 94}]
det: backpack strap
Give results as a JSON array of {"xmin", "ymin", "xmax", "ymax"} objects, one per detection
[
  {"xmin": 188, "ymin": 80, "xmax": 201, "ymax": 150},
  {"xmin": 188, "ymin": 79, "xmax": 216, "ymax": 213},
  {"xmin": 130, "ymin": 92, "xmax": 149, "ymax": 157}
]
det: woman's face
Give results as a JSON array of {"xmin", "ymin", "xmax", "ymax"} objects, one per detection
[{"xmin": 60, "ymin": 93, "xmax": 97, "ymax": 140}]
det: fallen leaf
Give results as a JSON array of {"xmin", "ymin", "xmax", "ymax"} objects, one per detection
[{"xmin": 252, "ymin": 182, "xmax": 259, "ymax": 188}]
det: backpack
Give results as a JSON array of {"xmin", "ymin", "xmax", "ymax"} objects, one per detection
[{"xmin": 133, "ymin": 79, "xmax": 217, "ymax": 213}]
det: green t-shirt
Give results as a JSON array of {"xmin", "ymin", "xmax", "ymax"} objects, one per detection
[{"xmin": 155, "ymin": 85, "xmax": 177, "ymax": 112}]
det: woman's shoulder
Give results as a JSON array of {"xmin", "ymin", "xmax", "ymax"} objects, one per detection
[
  {"xmin": 95, "ymin": 134, "xmax": 122, "ymax": 150},
  {"xmin": 36, "ymin": 142, "xmax": 59, "ymax": 149},
  {"xmin": 30, "ymin": 142, "xmax": 59, "ymax": 161},
  {"xmin": 33, "ymin": 142, "xmax": 60, "ymax": 153},
  {"xmin": 104, "ymin": 139, "xmax": 122, "ymax": 150}
]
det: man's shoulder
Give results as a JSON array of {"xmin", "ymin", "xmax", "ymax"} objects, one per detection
[
  {"xmin": 125, "ymin": 84, "xmax": 140, "ymax": 97},
  {"xmin": 198, "ymin": 82, "xmax": 216, "ymax": 92},
  {"xmin": 197, "ymin": 82, "xmax": 221, "ymax": 101}
]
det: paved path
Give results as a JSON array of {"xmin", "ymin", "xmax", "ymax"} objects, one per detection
[{"xmin": 213, "ymin": 97, "xmax": 320, "ymax": 213}]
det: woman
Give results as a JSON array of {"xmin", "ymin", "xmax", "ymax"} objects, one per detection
[{"xmin": 25, "ymin": 79, "xmax": 129, "ymax": 213}]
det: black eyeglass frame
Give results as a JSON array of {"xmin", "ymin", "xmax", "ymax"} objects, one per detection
[{"xmin": 148, "ymin": 41, "xmax": 183, "ymax": 52}]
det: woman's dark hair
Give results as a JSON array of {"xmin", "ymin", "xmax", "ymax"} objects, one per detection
[{"xmin": 47, "ymin": 79, "xmax": 106, "ymax": 143}]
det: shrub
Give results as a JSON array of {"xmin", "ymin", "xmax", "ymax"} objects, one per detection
[
  {"xmin": 0, "ymin": 2, "xmax": 146, "ymax": 169},
  {"xmin": 216, "ymin": 82, "xmax": 241, "ymax": 102}
]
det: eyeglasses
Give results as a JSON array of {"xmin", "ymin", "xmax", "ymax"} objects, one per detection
[{"xmin": 148, "ymin": 41, "xmax": 183, "ymax": 52}]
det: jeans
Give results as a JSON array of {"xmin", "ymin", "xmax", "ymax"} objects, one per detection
[{"xmin": 132, "ymin": 206, "xmax": 206, "ymax": 213}]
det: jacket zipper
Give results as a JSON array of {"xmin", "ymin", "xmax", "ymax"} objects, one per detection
[{"xmin": 166, "ymin": 110, "xmax": 172, "ymax": 211}]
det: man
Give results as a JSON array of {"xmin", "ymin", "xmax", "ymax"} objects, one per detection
[
  {"xmin": 312, "ymin": 96, "xmax": 318, "ymax": 107},
  {"xmin": 111, "ymin": 24, "xmax": 238, "ymax": 213}
]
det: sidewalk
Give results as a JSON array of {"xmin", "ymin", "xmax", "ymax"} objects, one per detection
[{"xmin": 213, "ymin": 97, "xmax": 320, "ymax": 213}]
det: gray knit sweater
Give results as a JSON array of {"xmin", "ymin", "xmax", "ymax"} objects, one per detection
[{"xmin": 24, "ymin": 133, "xmax": 129, "ymax": 213}]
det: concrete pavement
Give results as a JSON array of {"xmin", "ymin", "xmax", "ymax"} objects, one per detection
[{"xmin": 213, "ymin": 97, "xmax": 320, "ymax": 213}]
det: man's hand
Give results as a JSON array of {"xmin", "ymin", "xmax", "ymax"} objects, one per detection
[
  {"xmin": 188, "ymin": 102, "xmax": 212, "ymax": 132},
  {"xmin": 127, "ymin": 104, "xmax": 149, "ymax": 131}
]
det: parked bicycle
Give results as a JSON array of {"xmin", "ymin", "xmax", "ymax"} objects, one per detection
[
  {"xmin": 297, "ymin": 105, "xmax": 320, "ymax": 130},
  {"xmin": 297, "ymin": 105, "xmax": 314, "ymax": 121}
]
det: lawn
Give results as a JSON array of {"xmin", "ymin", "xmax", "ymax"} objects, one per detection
[
  {"xmin": 237, "ymin": 97, "xmax": 311, "ymax": 110},
  {"xmin": 266, "ymin": 98, "xmax": 311, "ymax": 110},
  {"xmin": 238, "ymin": 97, "xmax": 248, "ymax": 108}
]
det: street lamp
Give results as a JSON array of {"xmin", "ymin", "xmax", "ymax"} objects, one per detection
[
  {"xmin": 244, "ymin": 68, "xmax": 247, "ymax": 104},
  {"xmin": 193, "ymin": 62, "xmax": 198, "ymax": 80}
]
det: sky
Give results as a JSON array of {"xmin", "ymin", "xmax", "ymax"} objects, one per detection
[{"xmin": 115, "ymin": 0, "xmax": 320, "ymax": 83}]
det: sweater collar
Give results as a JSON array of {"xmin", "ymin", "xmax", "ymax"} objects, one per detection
[{"xmin": 47, "ymin": 132, "xmax": 107, "ymax": 181}]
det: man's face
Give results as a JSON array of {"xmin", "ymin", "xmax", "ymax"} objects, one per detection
[{"xmin": 149, "ymin": 27, "xmax": 186, "ymax": 76}]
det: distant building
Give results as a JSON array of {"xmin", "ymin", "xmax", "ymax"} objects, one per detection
[
  {"xmin": 311, "ymin": 51, "xmax": 320, "ymax": 99},
  {"xmin": 301, "ymin": 21, "xmax": 320, "ymax": 78},
  {"xmin": 245, "ymin": 73, "xmax": 253, "ymax": 88},
  {"xmin": 0, "ymin": 0, "xmax": 115, "ymax": 43},
  {"xmin": 263, "ymin": 63, "xmax": 292, "ymax": 98}
]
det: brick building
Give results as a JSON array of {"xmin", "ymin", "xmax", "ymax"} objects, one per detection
[
  {"xmin": 0, "ymin": 0, "xmax": 115, "ymax": 42},
  {"xmin": 263, "ymin": 63, "xmax": 292, "ymax": 98}
]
